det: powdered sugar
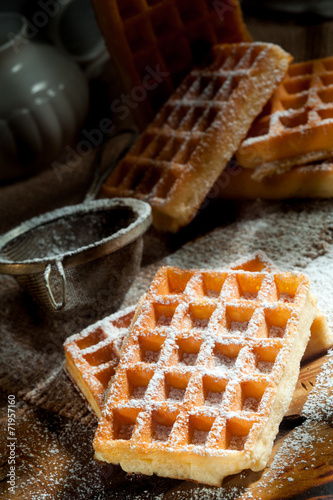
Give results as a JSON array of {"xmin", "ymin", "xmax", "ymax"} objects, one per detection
[
  {"xmin": 243, "ymin": 396, "xmax": 260, "ymax": 412},
  {"xmin": 192, "ymin": 429, "xmax": 209, "ymax": 445},
  {"xmin": 302, "ymin": 348, "xmax": 333, "ymax": 420},
  {"xmin": 153, "ymin": 424, "xmax": 172, "ymax": 442},
  {"xmin": 230, "ymin": 321, "xmax": 249, "ymax": 336},
  {"xmin": 205, "ymin": 390, "xmax": 224, "ymax": 406},
  {"xmin": 168, "ymin": 386, "xmax": 186, "ymax": 401},
  {"xmin": 269, "ymin": 325, "xmax": 285, "ymax": 338},
  {"xmin": 257, "ymin": 360, "xmax": 274, "ymax": 374}
]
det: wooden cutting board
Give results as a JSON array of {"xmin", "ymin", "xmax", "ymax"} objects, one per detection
[{"xmin": 287, "ymin": 353, "xmax": 330, "ymax": 417}]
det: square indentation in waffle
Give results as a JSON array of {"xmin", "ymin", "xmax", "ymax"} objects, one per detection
[
  {"xmin": 224, "ymin": 304, "xmax": 255, "ymax": 337},
  {"xmin": 202, "ymin": 375, "xmax": 228, "ymax": 407},
  {"xmin": 138, "ymin": 332, "xmax": 166, "ymax": 364},
  {"xmin": 127, "ymin": 367, "xmax": 154, "ymax": 400},
  {"xmin": 182, "ymin": 302, "xmax": 217, "ymax": 331},
  {"xmin": 237, "ymin": 55, "xmax": 333, "ymax": 175},
  {"xmin": 176, "ymin": 335, "xmax": 203, "ymax": 367},
  {"xmin": 94, "ymin": 267, "xmax": 314, "ymax": 485},
  {"xmin": 213, "ymin": 342, "xmax": 241, "ymax": 372},
  {"xmin": 252, "ymin": 341, "xmax": 283, "ymax": 375},
  {"xmin": 151, "ymin": 408, "xmax": 179, "ymax": 442},
  {"xmin": 102, "ymin": 42, "xmax": 291, "ymax": 231},
  {"xmin": 239, "ymin": 378, "xmax": 273, "ymax": 414},
  {"xmin": 264, "ymin": 305, "xmax": 292, "ymax": 339},
  {"xmin": 109, "ymin": 407, "xmax": 140, "ymax": 441},
  {"xmin": 163, "ymin": 370, "xmax": 191, "ymax": 403},
  {"xmin": 235, "ymin": 272, "xmax": 264, "ymax": 301}
]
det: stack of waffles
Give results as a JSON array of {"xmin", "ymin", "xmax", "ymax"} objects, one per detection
[
  {"xmin": 63, "ymin": 254, "xmax": 333, "ymax": 486},
  {"xmin": 217, "ymin": 56, "xmax": 333, "ymax": 199},
  {"xmin": 91, "ymin": 1, "xmax": 333, "ymax": 228},
  {"xmin": 102, "ymin": 42, "xmax": 292, "ymax": 231}
]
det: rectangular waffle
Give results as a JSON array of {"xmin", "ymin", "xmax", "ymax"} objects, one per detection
[
  {"xmin": 236, "ymin": 57, "xmax": 333, "ymax": 180},
  {"xmin": 93, "ymin": 266, "xmax": 316, "ymax": 485},
  {"xmin": 214, "ymin": 159, "xmax": 333, "ymax": 199},
  {"xmin": 91, "ymin": 0, "xmax": 251, "ymax": 129},
  {"xmin": 64, "ymin": 306, "xmax": 136, "ymax": 418},
  {"xmin": 64, "ymin": 254, "xmax": 332, "ymax": 418},
  {"xmin": 102, "ymin": 42, "xmax": 292, "ymax": 232}
]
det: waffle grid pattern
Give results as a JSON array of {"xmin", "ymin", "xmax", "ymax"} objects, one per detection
[
  {"xmin": 64, "ymin": 253, "xmax": 332, "ymax": 421},
  {"xmin": 237, "ymin": 57, "xmax": 333, "ymax": 178},
  {"xmin": 92, "ymin": 0, "xmax": 251, "ymax": 126},
  {"xmin": 103, "ymin": 43, "xmax": 292, "ymax": 231},
  {"xmin": 94, "ymin": 267, "xmax": 314, "ymax": 483},
  {"xmin": 64, "ymin": 307, "xmax": 135, "ymax": 416}
]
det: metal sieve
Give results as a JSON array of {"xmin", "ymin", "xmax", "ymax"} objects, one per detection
[{"xmin": 0, "ymin": 198, "xmax": 152, "ymax": 315}]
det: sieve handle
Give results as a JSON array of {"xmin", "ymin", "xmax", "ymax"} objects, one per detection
[{"xmin": 44, "ymin": 262, "xmax": 67, "ymax": 310}]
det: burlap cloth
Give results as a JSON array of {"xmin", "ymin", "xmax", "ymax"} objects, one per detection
[{"xmin": 1, "ymin": 13, "xmax": 333, "ymax": 500}]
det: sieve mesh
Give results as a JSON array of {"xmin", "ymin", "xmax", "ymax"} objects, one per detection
[{"xmin": 0, "ymin": 199, "xmax": 151, "ymax": 315}]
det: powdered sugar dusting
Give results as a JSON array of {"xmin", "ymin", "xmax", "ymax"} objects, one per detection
[
  {"xmin": 143, "ymin": 349, "xmax": 160, "ymax": 363},
  {"xmin": 154, "ymin": 424, "xmax": 172, "ymax": 442},
  {"xmin": 269, "ymin": 325, "xmax": 285, "ymax": 338},
  {"xmin": 279, "ymin": 292, "xmax": 294, "ymax": 303},
  {"xmin": 230, "ymin": 321, "xmax": 249, "ymax": 336},
  {"xmin": 257, "ymin": 360, "xmax": 274, "ymax": 374},
  {"xmin": 214, "ymin": 353, "xmax": 236, "ymax": 371},
  {"xmin": 243, "ymin": 396, "xmax": 260, "ymax": 412},
  {"xmin": 158, "ymin": 200, "xmax": 333, "ymax": 331},
  {"xmin": 229, "ymin": 435, "xmax": 247, "ymax": 451},
  {"xmin": 192, "ymin": 429, "xmax": 209, "ymax": 445},
  {"xmin": 115, "ymin": 198, "xmax": 333, "ymax": 496},
  {"xmin": 168, "ymin": 386, "xmax": 186, "ymax": 401},
  {"xmin": 302, "ymin": 348, "xmax": 333, "ymax": 420},
  {"xmin": 205, "ymin": 390, "xmax": 224, "ymax": 406},
  {"xmin": 131, "ymin": 385, "xmax": 147, "ymax": 399},
  {"xmin": 180, "ymin": 352, "xmax": 198, "ymax": 366}
]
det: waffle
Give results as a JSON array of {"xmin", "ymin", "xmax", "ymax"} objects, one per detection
[
  {"xmin": 237, "ymin": 57, "xmax": 333, "ymax": 180},
  {"xmin": 91, "ymin": 0, "xmax": 251, "ymax": 129},
  {"xmin": 102, "ymin": 42, "xmax": 292, "ymax": 232},
  {"xmin": 64, "ymin": 306, "xmax": 136, "ymax": 418},
  {"xmin": 214, "ymin": 160, "xmax": 333, "ymax": 199},
  {"xmin": 64, "ymin": 253, "xmax": 332, "ymax": 419},
  {"xmin": 93, "ymin": 266, "xmax": 316, "ymax": 486}
]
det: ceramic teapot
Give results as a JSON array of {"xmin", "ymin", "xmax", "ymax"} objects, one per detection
[{"xmin": 0, "ymin": 13, "xmax": 89, "ymax": 183}]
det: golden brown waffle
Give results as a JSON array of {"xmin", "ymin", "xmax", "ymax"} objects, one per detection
[
  {"xmin": 91, "ymin": 0, "xmax": 251, "ymax": 129},
  {"xmin": 237, "ymin": 57, "xmax": 333, "ymax": 180},
  {"xmin": 64, "ymin": 253, "xmax": 332, "ymax": 419},
  {"xmin": 93, "ymin": 266, "xmax": 316, "ymax": 485},
  {"xmin": 214, "ymin": 160, "xmax": 333, "ymax": 199},
  {"xmin": 102, "ymin": 42, "xmax": 292, "ymax": 232},
  {"xmin": 64, "ymin": 306, "xmax": 136, "ymax": 418}
]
